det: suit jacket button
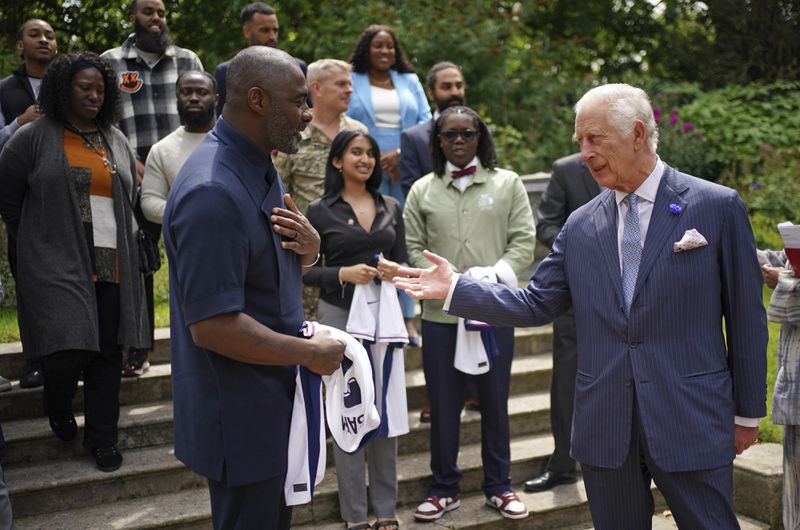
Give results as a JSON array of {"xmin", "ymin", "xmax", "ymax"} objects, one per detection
[
  {"xmin": 629, "ymin": 340, "xmax": 640, "ymax": 348},
  {"xmin": 624, "ymin": 378, "xmax": 633, "ymax": 387}
]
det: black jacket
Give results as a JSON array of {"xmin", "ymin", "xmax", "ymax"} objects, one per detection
[{"xmin": 0, "ymin": 65, "xmax": 37, "ymax": 126}]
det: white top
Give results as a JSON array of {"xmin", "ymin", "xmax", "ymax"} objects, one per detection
[
  {"xmin": 141, "ymin": 125, "xmax": 208, "ymax": 223},
  {"xmin": 370, "ymin": 85, "xmax": 401, "ymax": 129},
  {"xmin": 28, "ymin": 77, "xmax": 42, "ymax": 98}
]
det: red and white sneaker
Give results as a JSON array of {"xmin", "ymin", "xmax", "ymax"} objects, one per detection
[
  {"xmin": 486, "ymin": 490, "xmax": 529, "ymax": 520},
  {"xmin": 414, "ymin": 494, "xmax": 461, "ymax": 521}
]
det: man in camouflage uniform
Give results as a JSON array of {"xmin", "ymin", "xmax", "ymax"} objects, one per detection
[{"xmin": 275, "ymin": 58, "xmax": 366, "ymax": 319}]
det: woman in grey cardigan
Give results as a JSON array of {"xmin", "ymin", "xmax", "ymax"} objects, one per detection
[{"xmin": 0, "ymin": 53, "xmax": 149, "ymax": 472}]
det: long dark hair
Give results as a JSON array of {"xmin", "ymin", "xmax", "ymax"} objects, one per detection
[
  {"xmin": 430, "ymin": 106, "xmax": 496, "ymax": 176},
  {"xmin": 349, "ymin": 24, "xmax": 415, "ymax": 74},
  {"xmin": 38, "ymin": 52, "xmax": 119, "ymax": 129},
  {"xmin": 323, "ymin": 131, "xmax": 383, "ymax": 198}
]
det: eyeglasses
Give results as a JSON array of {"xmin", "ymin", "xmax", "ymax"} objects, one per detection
[{"xmin": 439, "ymin": 129, "xmax": 478, "ymax": 142}]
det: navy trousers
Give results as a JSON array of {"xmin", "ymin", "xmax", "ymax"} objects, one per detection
[
  {"xmin": 581, "ymin": 396, "xmax": 740, "ymax": 530},
  {"xmin": 421, "ymin": 320, "xmax": 514, "ymax": 498},
  {"xmin": 207, "ymin": 472, "xmax": 291, "ymax": 530}
]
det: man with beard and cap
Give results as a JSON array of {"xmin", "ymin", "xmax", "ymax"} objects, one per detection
[
  {"xmin": 102, "ymin": 0, "xmax": 203, "ymax": 377},
  {"xmin": 214, "ymin": 2, "xmax": 308, "ymax": 116},
  {"xmin": 0, "ymin": 18, "xmax": 58, "ymax": 391},
  {"xmin": 163, "ymin": 46, "xmax": 344, "ymax": 530},
  {"xmin": 138, "ymin": 69, "xmax": 216, "ymax": 290}
]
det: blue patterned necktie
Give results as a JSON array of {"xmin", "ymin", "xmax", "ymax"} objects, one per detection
[{"xmin": 622, "ymin": 193, "xmax": 642, "ymax": 313}]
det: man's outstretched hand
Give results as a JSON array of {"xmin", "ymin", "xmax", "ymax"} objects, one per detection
[{"xmin": 393, "ymin": 250, "xmax": 455, "ymax": 300}]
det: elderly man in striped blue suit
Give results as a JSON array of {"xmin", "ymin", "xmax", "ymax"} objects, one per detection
[{"xmin": 394, "ymin": 83, "xmax": 768, "ymax": 529}]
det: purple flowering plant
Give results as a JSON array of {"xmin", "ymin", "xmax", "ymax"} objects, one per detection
[{"xmin": 653, "ymin": 105, "xmax": 712, "ymax": 180}]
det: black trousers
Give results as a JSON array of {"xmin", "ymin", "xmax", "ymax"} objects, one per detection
[
  {"xmin": 547, "ymin": 309, "xmax": 578, "ymax": 473},
  {"xmin": 422, "ymin": 320, "xmax": 514, "ymax": 498},
  {"xmin": 42, "ymin": 282, "xmax": 122, "ymax": 448},
  {"xmin": 207, "ymin": 472, "xmax": 292, "ymax": 530}
]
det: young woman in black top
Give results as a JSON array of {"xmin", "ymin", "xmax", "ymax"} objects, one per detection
[{"xmin": 304, "ymin": 130, "xmax": 406, "ymax": 530}]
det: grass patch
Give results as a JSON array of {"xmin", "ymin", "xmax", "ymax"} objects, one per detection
[{"xmin": 759, "ymin": 285, "xmax": 782, "ymax": 443}]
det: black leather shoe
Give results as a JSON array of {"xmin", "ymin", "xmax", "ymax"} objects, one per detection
[
  {"xmin": 49, "ymin": 415, "xmax": 77, "ymax": 442},
  {"xmin": 524, "ymin": 470, "xmax": 578, "ymax": 492},
  {"xmin": 92, "ymin": 445, "xmax": 123, "ymax": 472},
  {"xmin": 19, "ymin": 367, "xmax": 43, "ymax": 388}
]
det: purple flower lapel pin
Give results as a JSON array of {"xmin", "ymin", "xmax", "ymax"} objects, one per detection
[{"xmin": 669, "ymin": 203, "xmax": 682, "ymax": 215}]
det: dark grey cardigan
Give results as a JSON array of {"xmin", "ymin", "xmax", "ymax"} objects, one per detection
[{"xmin": 0, "ymin": 117, "xmax": 150, "ymax": 358}]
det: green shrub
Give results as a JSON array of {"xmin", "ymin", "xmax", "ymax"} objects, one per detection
[
  {"xmin": 681, "ymin": 82, "xmax": 800, "ymax": 176},
  {"xmin": 738, "ymin": 149, "xmax": 800, "ymax": 248}
]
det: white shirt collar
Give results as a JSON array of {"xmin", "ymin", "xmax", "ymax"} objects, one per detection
[
  {"xmin": 614, "ymin": 156, "xmax": 664, "ymax": 206},
  {"xmin": 446, "ymin": 156, "xmax": 479, "ymax": 176}
]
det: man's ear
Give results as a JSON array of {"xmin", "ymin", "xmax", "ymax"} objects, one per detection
[
  {"xmin": 309, "ymin": 80, "xmax": 320, "ymax": 100},
  {"xmin": 632, "ymin": 120, "xmax": 646, "ymax": 151},
  {"xmin": 247, "ymin": 87, "xmax": 270, "ymax": 115}
]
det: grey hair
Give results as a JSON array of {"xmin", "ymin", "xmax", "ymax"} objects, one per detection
[
  {"xmin": 307, "ymin": 59, "xmax": 351, "ymax": 85},
  {"xmin": 575, "ymin": 83, "xmax": 659, "ymax": 152}
]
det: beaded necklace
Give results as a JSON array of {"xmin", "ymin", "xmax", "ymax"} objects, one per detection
[{"xmin": 65, "ymin": 123, "xmax": 117, "ymax": 176}]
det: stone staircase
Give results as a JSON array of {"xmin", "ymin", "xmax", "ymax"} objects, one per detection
[{"xmin": 0, "ymin": 326, "xmax": 784, "ymax": 529}]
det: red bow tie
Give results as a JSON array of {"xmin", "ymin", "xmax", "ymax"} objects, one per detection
[{"xmin": 451, "ymin": 165, "xmax": 477, "ymax": 178}]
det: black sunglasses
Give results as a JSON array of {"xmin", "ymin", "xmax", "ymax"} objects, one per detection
[{"xmin": 439, "ymin": 129, "xmax": 478, "ymax": 142}]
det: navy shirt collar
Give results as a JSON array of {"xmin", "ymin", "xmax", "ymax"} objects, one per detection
[{"xmin": 213, "ymin": 116, "xmax": 278, "ymax": 186}]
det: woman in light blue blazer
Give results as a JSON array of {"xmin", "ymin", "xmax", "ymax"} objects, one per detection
[
  {"xmin": 347, "ymin": 24, "xmax": 431, "ymax": 344},
  {"xmin": 347, "ymin": 25, "xmax": 431, "ymax": 207}
]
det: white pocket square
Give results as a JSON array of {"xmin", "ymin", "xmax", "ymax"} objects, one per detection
[{"xmin": 673, "ymin": 229, "xmax": 708, "ymax": 253}]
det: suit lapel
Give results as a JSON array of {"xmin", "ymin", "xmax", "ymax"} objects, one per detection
[
  {"xmin": 353, "ymin": 74, "xmax": 376, "ymax": 128},
  {"xmin": 391, "ymin": 71, "xmax": 409, "ymax": 127},
  {"xmin": 632, "ymin": 167, "xmax": 689, "ymax": 303},
  {"xmin": 593, "ymin": 191, "xmax": 626, "ymax": 310}
]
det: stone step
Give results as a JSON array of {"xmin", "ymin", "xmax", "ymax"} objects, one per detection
[
  {"xmin": 731, "ymin": 442, "xmax": 784, "ymax": 528},
  {"xmin": 5, "ymin": 431, "xmax": 554, "ymax": 522},
  {"xmin": 14, "ymin": 482, "xmax": 769, "ymax": 530},
  {"xmin": 291, "ymin": 432, "xmax": 556, "ymax": 525},
  {"xmin": 0, "ymin": 325, "xmax": 553, "ymax": 380},
  {"xmin": 2, "ymin": 401, "xmax": 175, "ymax": 466},
  {"xmin": 14, "ymin": 488, "xmax": 213, "ymax": 529},
  {"xmin": 297, "ymin": 487, "xmax": 767, "ymax": 530},
  {"xmin": 0, "ymin": 328, "xmax": 173, "ymax": 379},
  {"xmin": 8, "ymin": 434, "xmax": 782, "ymax": 528},
  {"xmin": 0, "ymin": 348, "xmax": 552, "ymax": 422},
  {"xmin": 2, "ymin": 387, "xmax": 551, "ymax": 466},
  {"xmin": 6, "ymin": 444, "xmax": 205, "ymax": 519},
  {"xmin": 0, "ymin": 363, "xmax": 174, "ymax": 422}
]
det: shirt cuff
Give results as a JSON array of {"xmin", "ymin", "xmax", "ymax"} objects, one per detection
[
  {"xmin": 734, "ymin": 416, "xmax": 760, "ymax": 428},
  {"xmin": 493, "ymin": 258, "xmax": 517, "ymax": 288},
  {"xmin": 9, "ymin": 119, "xmax": 21, "ymax": 134},
  {"xmin": 442, "ymin": 274, "xmax": 461, "ymax": 313}
]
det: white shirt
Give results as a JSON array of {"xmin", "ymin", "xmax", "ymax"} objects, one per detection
[{"xmin": 370, "ymin": 86, "xmax": 401, "ymax": 129}]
